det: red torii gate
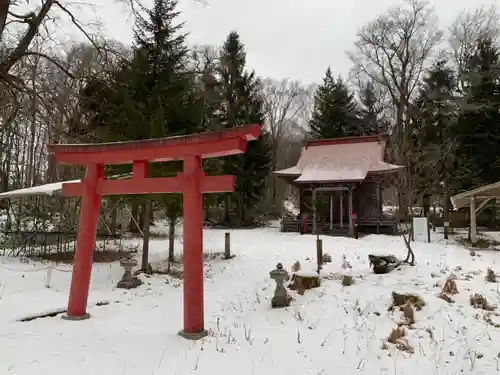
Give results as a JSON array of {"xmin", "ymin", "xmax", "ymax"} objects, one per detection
[{"xmin": 47, "ymin": 125, "xmax": 261, "ymax": 340}]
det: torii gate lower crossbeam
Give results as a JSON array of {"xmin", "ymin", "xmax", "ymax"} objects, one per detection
[{"xmin": 47, "ymin": 125, "xmax": 261, "ymax": 339}]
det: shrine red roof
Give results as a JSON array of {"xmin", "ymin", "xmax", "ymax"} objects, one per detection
[
  {"xmin": 274, "ymin": 134, "xmax": 403, "ymax": 183},
  {"xmin": 47, "ymin": 125, "xmax": 261, "ymax": 165}
]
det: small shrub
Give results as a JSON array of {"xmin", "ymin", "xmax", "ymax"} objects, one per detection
[
  {"xmin": 402, "ymin": 304, "xmax": 415, "ymax": 325},
  {"xmin": 486, "ymin": 268, "xmax": 497, "ymax": 283},
  {"xmin": 322, "ymin": 253, "xmax": 332, "ymax": 263},
  {"xmin": 389, "ymin": 292, "xmax": 425, "ymax": 311},
  {"xmin": 470, "ymin": 293, "xmax": 495, "ymax": 311},
  {"xmin": 291, "ymin": 261, "xmax": 301, "ymax": 272},
  {"xmin": 341, "ymin": 275, "xmax": 354, "ymax": 286},
  {"xmin": 442, "ymin": 277, "xmax": 458, "ymax": 295},
  {"xmin": 387, "ymin": 326, "xmax": 413, "ymax": 353}
]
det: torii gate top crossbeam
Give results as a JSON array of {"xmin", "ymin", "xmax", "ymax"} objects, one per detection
[{"xmin": 47, "ymin": 125, "xmax": 261, "ymax": 165}]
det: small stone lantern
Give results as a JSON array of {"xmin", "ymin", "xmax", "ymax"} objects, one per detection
[
  {"xmin": 269, "ymin": 263, "xmax": 291, "ymax": 308},
  {"xmin": 117, "ymin": 256, "xmax": 143, "ymax": 289}
]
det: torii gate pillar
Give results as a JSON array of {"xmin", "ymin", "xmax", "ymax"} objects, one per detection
[
  {"xmin": 181, "ymin": 155, "xmax": 205, "ymax": 337},
  {"xmin": 48, "ymin": 125, "xmax": 261, "ymax": 339},
  {"xmin": 65, "ymin": 164, "xmax": 103, "ymax": 319}
]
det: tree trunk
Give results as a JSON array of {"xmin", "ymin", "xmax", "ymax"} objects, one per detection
[
  {"xmin": 422, "ymin": 193, "xmax": 430, "ymax": 217},
  {"xmin": 443, "ymin": 178, "xmax": 449, "ymax": 240},
  {"xmin": 129, "ymin": 202, "xmax": 141, "ymax": 233},
  {"xmin": 394, "ymin": 103, "xmax": 409, "ymax": 222},
  {"xmin": 27, "ymin": 60, "xmax": 38, "ymax": 187},
  {"xmin": 110, "ymin": 197, "xmax": 118, "ymax": 236},
  {"xmin": 168, "ymin": 215, "xmax": 175, "ymax": 262},
  {"xmin": 141, "ymin": 199, "xmax": 151, "ymax": 272},
  {"xmin": 224, "ymin": 194, "xmax": 230, "ymax": 223},
  {"xmin": 139, "ymin": 202, "xmax": 145, "ymax": 230},
  {"xmin": 238, "ymin": 195, "xmax": 245, "ymax": 225}
]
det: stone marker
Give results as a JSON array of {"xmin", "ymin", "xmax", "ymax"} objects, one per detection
[
  {"xmin": 270, "ymin": 263, "xmax": 291, "ymax": 308},
  {"xmin": 117, "ymin": 257, "xmax": 143, "ymax": 289}
]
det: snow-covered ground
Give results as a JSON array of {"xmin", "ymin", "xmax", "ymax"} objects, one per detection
[{"xmin": 1, "ymin": 224, "xmax": 500, "ymax": 375}]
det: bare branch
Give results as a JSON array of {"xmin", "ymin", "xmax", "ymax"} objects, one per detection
[
  {"xmin": 20, "ymin": 51, "xmax": 74, "ymax": 78},
  {"xmin": 0, "ymin": 0, "xmax": 56, "ymax": 76},
  {"xmin": 53, "ymin": 1, "xmax": 100, "ymax": 52},
  {"xmin": 8, "ymin": 10, "xmax": 35, "ymax": 19},
  {"xmin": 348, "ymin": 0, "xmax": 442, "ymax": 112},
  {"xmin": 448, "ymin": 5, "xmax": 500, "ymax": 92}
]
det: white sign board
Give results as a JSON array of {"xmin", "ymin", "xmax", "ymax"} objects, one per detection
[{"xmin": 413, "ymin": 217, "xmax": 430, "ymax": 242}]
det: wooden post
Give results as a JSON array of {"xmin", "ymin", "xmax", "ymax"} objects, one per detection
[
  {"xmin": 427, "ymin": 216, "xmax": 431, "ymax": 243},
  {"xmin": 432, "ymin": 202, "xmax": 437, "ymax": 232},
  {"xmin": 329, "ymin": 195, "xmax": 333, "ymax": 231},
  {"xmin": 470, "ymin": 195, "xmax": 477, "ymax": 247},
  {"xmin": 339, "ymin": 191, "xmax": 343, "ymax": 228},
  {"xmin": 299, "ymin": 187, "xmax": 303, "ymax": 218},
  {"xmin": 348, "ymin": 186, "xmax": 353, "ymax": 236},
  {"xmin": 224, "ymin": 232, "xmax": 232, "ymax": 259},
  {"xmin": 312, "ymin": 188, "xmax": 317, "ymax": 235},
  {"xmin": 316, "ymin": 238, "xmax": 323, "ymax": 274},
  {"xmin": 376, "ymin": 181, "xmax": 381, "ymax": 234},
  {"xmin": 410, "ymin": 216, "xmax": 414, "ymax": 242}
]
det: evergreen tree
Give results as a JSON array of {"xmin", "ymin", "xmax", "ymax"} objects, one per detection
[
  {"xmin": 309, "ymin": 68, "xmax": 360, "ymax": 139},
  {"xmin": 217, "ymin": 31, "xmax": 272, "ymax": 225},
  {"xmin": 80, "ymin": 0, "xmax": 203, "ymax": 140},
  {"xmin": 217, "ymin": 31, "xmax": 248, "ymax": 130},
  {"xmin": 359, "ymin": 81, "xmax": 387, "ymax": 135},
  {"xmin": 452, "ymin": 38, "xmax": 500, "ymax": 192},
  {"xmin": 413, "ymin": 60, "xmax": 457, "ymax": 173},
  {"xmin": 410, "ymin": 60, "xmax": 457, "ymax": 220},
  {"xmin": 79, "ymin": 0, "xmax": 205, "ymax": 265}
]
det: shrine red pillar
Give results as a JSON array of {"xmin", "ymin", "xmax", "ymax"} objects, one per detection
[
  {"xmin": 65, "ymin": 163, "xmax": 103, "ymax": 319},
  {"xmin": 179, "ymin": 155, "xmax": 207, "ymax": 339}
]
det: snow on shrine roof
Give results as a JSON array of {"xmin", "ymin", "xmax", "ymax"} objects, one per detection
[{"xmin": 274, "ymin": 134, "xmax": 403, "ymax": 183}]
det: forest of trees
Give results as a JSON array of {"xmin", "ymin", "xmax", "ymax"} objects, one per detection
[{"xmin": 1, "ymin": 0, "xmax": 500, "ymax": 240}]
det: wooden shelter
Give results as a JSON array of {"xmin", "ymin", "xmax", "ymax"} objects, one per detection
[
  {"xmin": 274, "ymin": 135, "xmax": 404, "ymax": 237},
  {"xmin": 450, "ymin": 180, "xmax": 500, "ymax": 246}
]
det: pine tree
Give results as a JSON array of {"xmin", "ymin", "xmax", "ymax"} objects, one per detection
[
  {"xmin": 309, "ymin": 68, "xmax": 360, "ymax": 139},
  {"xmin": 80, "ymin": 0, "xmax": 203, "ymax": 141},
  {"xmin": 79, "ymin": 0, "xmax": 204, "ymax": 266},
  {"xmin": 410, "ymin": 60, "xmax": 457, "ymax": 221},
  {"xmin": 216, "ymin": 31, "xmax": 272, "ymax": 225},
  {"xmin": 359, "ymin": 81, "xmax": 387, "ymax": 135},
  {"xmin": 452, "ymin": 38, "xmax": 500, "ymax": 192},
  {"xmin": 413, "ymin": 60, "xmax": 457, "ymax": 169},
  {"xmin": 218, "ymin": 31, "xmax": 248, "ymax": 130}
]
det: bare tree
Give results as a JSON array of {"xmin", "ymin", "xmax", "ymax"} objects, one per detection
[
  {"xmin": 348, "ymin": 0, "xmax": 443, "ymax": 161},
  {"xmin": 261, "ymin": 78, "xmax": 310, "ymax": 149},
  {"xmin": 348, "ymin": 0, "xmax": 443, "ymax": 219},
  {"xmin": 261, "ymin": 80, "xmax": 309, "ymax": 169},
  {"xmin": 449, "ymin": 5, "xmax": 500, "ymax": 92},
  {"xmin": 260, "ymin": 78, "xmax": 313, "ymax": 207}
]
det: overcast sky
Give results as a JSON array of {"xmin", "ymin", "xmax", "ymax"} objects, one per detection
[{"xmin": 74, "ymin": 0, "xmax": 498, "ymax": 84}]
